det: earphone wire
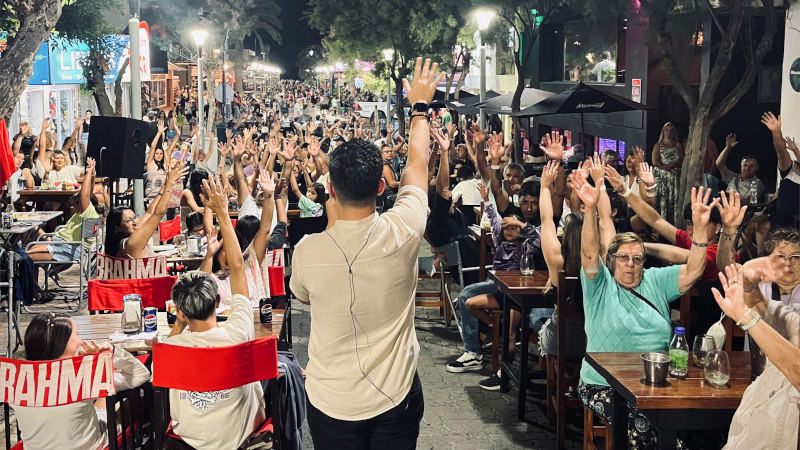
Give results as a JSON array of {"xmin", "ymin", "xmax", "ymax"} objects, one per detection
[{"xmin": 324, "ymin": 219, "xmax": 396, "ymax": 408}]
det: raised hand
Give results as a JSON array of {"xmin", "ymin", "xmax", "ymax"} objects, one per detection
[
  {"xmin": 279, "ymin": 138, "xmax": 297, "ymax": 160},
  {"xmin": 201, "ymin": 175, "xmax": 227, "ymax": 213},
  {"xmin": 539, "ymin": 130, "xmax": 565, "ymax": 161},
  {"xmin": 502, "ymin": 215, "xmax": 525, "ymax": 229},
  {"xmin": 725, "ymin": 133, "xmax": 738, "ymax": 149},
  {"xmin": 86, "ymin": 157, "xmax": 96, "ymax": 177},
  {"xmin": 572, "ymin": 169, "xmax": 601, "ymax": 209},
  {"xmin": 74, "ymin": 118, "xmax": 84, "ymax": 130},
  {"xmin": 156, "ymin": 120, "xmax": 166, "ymax": 134},
  {"xmin": 19, "ymin": 122, "xmax": 30, "ymax": 135},
  {"xmin": 268, "ymin": 136, "xmax": 280, "ymax": 155},
  {"xmin": 690, "ymin": 186, "xmax": 720, "ymax": 229},
  {"xmin": 717, "ymin": 191, "xmax": 747, "ymax": 231},
  {"xmin": 742, "ymin": 256, "xmax": 790, "ymax": 292},
  {"xmin": 632, "ymin": 145, "xmax": 645, "ymax": 164},
  {"xmin": 477, "ymin": 181, "xmax": 489, "ymax": 202},
  {"xmin": 638, "ymin": 162, "xmax": 655, "ymax": 187},
  {"xmin": 488, "ymin": 132, "xmax": 505, "ymax": 164},
  {"xmin": 471, "ymin": 123, "xmax": 487, "ymax": 149},
  {"xmin": 445, "ymin": 122, "xmax": 455, "ymax": 139},
  {"xmin": 760, "ymin": 112, "xmax": 781, "ymax": 132},
  {"xmin": 206, "ymin": 227, "xmax": 223, "ymax": 256},
  {"xmin": 308, "ymin": 137, "xmax": 321, "ymax": 157},
  {"xmin": 259, "ymin": 170, "xmax": 276, "ymax": 196},
  {"xmin": 604, "ymin": 164, "xmax": 625, "ymax": 193},
  {"xmin": 276, "ymin": 178, "xmax": 289, "ymax": 198},
  {"xmin": 430, "ymin": 126, "xmax": 450, "ymax": 152},
  {"xmin": 217, "ymin": 142, "xmax": 229, "ymax": 157},
  {"xmin": 226, "ymin": 128, "xmax": 234, "ymax": 142},
  {"xmin": 587, "ymin": 155, "xmax": 604, "ymax": 185},
  {"xmin": 711, "ymin": 265, "xmax": 747, "ymax": 323},
  {"xmin": 232, "ymin": 136, "xmax": 246, "ymax": 159},
  {"xmin": 786, "ymin": 136, "xmax": 798, "ymax": 153},
  {"xmin": 541, "ymin": 160, "xmax": 559, "ymax": 189},
  {"xmin": 402, "ymin": 57, "xmax": 445, "ymax": 106}
]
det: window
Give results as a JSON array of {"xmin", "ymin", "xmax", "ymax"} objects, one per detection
[{"xmin": 563, "ymin": 20, "xmax": 620, "ymax": 83}]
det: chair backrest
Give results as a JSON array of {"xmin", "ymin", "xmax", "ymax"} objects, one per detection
[
  {"xmin": 436, "ymin": 241, "xmax": 464, "ymax": 287},
  {"xmin": 287, "ymin": 216, "xmax": 327, "ymax": 247},
  {"xmin": 265, "ymin": 249, "xmax": 286, "ymax": 297},
  {"xmin": 159, "ymin": 216, "xmax": 181, "ymax": 244},
  {"xmin": 0, "ymin": 351, "xmax": 116, "ymax": 408},
  {"xmin": 88, "ymin": 276, "xmax": 178, "ymax": 312},
  {"xmin": 81, "ymin": 217, "xmax": 102, "ymax": 241},
  {"xmin": 557, "ymin": 271, "xmax": 585, "ymax": 362},
  {"xmin": 152, "ymin": 337, "xmax": 279, "ymax": 391}
]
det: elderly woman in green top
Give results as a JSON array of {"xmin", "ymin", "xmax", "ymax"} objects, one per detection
[{"xmin": 574, "ymin": 158, "xmax": 715, "ymax": 449}]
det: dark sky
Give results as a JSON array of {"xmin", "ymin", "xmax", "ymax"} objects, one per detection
[{"xmin": 268, "ymin": 0, "xmax": 320, "ymax": 79}]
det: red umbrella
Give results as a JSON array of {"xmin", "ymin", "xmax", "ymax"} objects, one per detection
[{"xmin": 0, "ymin": 119, "xmax": 18, "ymax": 187}]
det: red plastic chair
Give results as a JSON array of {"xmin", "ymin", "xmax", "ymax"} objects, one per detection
[
  {"xmin": 159, "ymin": 216, "xmax": 181, "ymax": 244},
  {"xmin": 151, "ymin": 337, "xmax": 282, "ymax": 450},
  {"xmin": 0, "ymin": 352, "xmax": 139, "ymax": 450},
  {"xmin": 266, "ymin": 249, "xmax": 286, "ymax": 297},
  {"xmin": 88, "ymin": 276, "xmax": 177, "ymax": 312}
]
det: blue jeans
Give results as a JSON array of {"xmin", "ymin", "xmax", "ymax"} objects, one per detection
[
  {"xmin": 529, "ymin": 308, "xmax": 554, "ymax": 334},
  {"xmin": 457, "ymin": 280, "xmax": 497, "ymax": 354}
]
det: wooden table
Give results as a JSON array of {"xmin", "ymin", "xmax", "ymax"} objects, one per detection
[
  {"xmin": 74, "ymin": 309, "xmax": 286, "ymax": 353},
  {"xmin": 166, "ymin": 254, "xmax": 205, "ymax": 271},
  {"xmin": 17, "ymin": 189, "xmax": 78, "ymax": 216},
  {"xmin": 488, "ymin": 270, "xmax": 552, "ymax": 421},
  {"xmin": 287, "ymin": 209, "xmax": 301, "ymax": 219},
  {"xmin": 586, "ymin": 351, "xmax": 751, "ymax": 450}
]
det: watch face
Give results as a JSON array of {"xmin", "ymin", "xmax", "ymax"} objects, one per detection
[{"xmin": 413, "ymin": 102, "xmax": 428, "ymax": 113}]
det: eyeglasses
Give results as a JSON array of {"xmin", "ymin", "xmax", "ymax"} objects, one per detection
[
  {"xmin": 773, "ymin": 253, "xmax": 800, "ymax": 265},
  {"xmin": 123, "ymin": 216, "xmax": 138, "ymax": 225},
  {"xmin": 613, "ymin": 253, "xmax": 645, "ymax": 266}
]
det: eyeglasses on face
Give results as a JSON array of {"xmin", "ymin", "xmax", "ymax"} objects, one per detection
[
  {"xmin": 613, "ymin": 253, "xmax": 644, "ymax": 266},
  {"xmin": 123, "ymin": 216, "xmax": 139, "ymax": 225},
  {"xmin": 773, "ymin": 253, "xmax": 800, "ymax": 265}
]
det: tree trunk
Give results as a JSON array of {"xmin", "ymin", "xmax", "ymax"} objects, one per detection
[
  {"xmin": 677, "ymin": 111, "xmax": 713, "ymax": 225},
  {"xmin": 444, "ymin": 73, "xmax": 454, "ymax": 102},
  {"xmin": 393, "ymin": 76, "xmax": 405, "ymax": 137},
  {"xmin": 454, "ymin": 65, "xmax": 468, "ymax": 99},
  {"xmin": 510, "ymin": 61, "xmax": 526, "ymax": 163},
  {"xmin": 233, "ymin": 36, "xmax": 245, "ymax": 96},
  {"xmin": 114, "ymin": 57, "xmax": 130, "ymax": 116},
  {"xmin": 84, "ymin": 48, "xmax": 116, "ymax": 117},
  {"xmin": 0, "ymin": 0, "xmax": 62, "ymax": 119},
  {"xmin": 204, "ymin": 64, "xmax": 217, "ymax": 138}
]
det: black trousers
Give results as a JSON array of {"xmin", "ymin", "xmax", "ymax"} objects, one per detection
[{"xmin": 307, "ymin": 372, "xmax": 424, "ymax": 450}]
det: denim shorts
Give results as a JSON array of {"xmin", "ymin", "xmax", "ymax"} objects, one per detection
[{"xmin": 47, "ymin": 236, "xmax": 79, "ymax": 262}]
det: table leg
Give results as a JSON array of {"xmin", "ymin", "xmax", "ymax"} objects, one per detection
[
  {"xmin": 517, "ymin": 305, "xmax": 530, "ymax": 421},
  {"xmin": 611, "ymin": 389, "xmax": 627, "ymax": 449},
  {"xmin": 500, "ymin": 299, "xmax": 511, "ymax": 393}
]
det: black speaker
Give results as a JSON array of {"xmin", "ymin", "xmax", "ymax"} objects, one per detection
[{"xmin": 86, "ymin": 117, "xmax": 148, "ymax": 179}]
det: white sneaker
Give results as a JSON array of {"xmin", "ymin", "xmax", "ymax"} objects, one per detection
[{"xmin": 446, "ymin": 351, "xmax": 483, "ymax": 373}]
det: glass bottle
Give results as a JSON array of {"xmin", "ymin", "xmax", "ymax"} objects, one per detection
[{"xmin": 669, "ymin": 326, "xmax": 689, "ymax": 377}]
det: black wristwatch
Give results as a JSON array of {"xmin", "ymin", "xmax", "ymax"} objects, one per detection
[{"xmin": 412, "ymin": 102, "xmax": 429, "ymax": 113}]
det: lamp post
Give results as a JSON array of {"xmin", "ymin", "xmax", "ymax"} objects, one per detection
[
  {"xmin": 475, "ymin": 10, "xmax": 495, "ymax": 129},
  {"xmin": 191, "ymin": 29, "xmax": 207, "ymax": 158},
  {"xmin": 382, "ymin": 49, "xmax": 394, "ymax": 131},
  {"xmin": 129, "ymin": 12, "xmax": 144, "ymax": 217}
]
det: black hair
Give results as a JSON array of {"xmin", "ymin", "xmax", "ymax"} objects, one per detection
[
  {"xmin": 505, "ymin": 163, "xmax": 525, "ymax": 176},
  {"xmin": 310, "ymin": 182, "xmax": 328, "ymax": 214},
  {"xmin": 85, "ymin": 109, "xmax": 92, "ymax": 114},
  {"xmin": 608, "ymin": 192, "xmax": 632, "ymax": 233},
  {"xmin": 189, "ymin": 170, "xmax": 208, "ymax": 207},
  {"xmin": 683, "ymin": 200, "xmax": 721, "ymax": 225},
  {"xmin": 212, "ymin": 215, "xmax": 260, "ymax": 272},
  {"xmin": 105, "ymin": 206, "xmax": 130, "ymax": 257},
  {"xmin": 519, "ymin": 177, "xmax": 541, "ymax": 199},
  {"xmin": 456, "ymin": 165, "xmax": 475, "ymax": 181},
  {"xmin": 25, "ymin": 313, "xmax": 73, "ymax": 361},
  {"xmin": 153, "ymin": 147, "xmax": 166, "ymax": 172},
  {"xmin": 328, "ymin": 138, "xmax": 383, "ymax": 206},
  {"xmin": 185, "ymin": 212, "xmax": 203, "ymax": 234}
]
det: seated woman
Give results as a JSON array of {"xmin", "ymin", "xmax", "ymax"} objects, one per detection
[
  {"xmin": 713, "ymin": 258, "xmax": 800, "ymax": 449},
  {"xmin": 13, "ymin": 313, "xmax": 150, "ymax": 450},
  {"xmin": 185, "ymin": 211, "xmax": 205, "ymax": 237},
  {"xmin": 575, "ymin": 155, "xmax": 714, "ymax": 449},
  {"xmin": 105, "ymin": 160, "xmax": 188, "ymax": 259},
  {"xmin": 28, "ymin": 158, "xmax": 104, "ymax": 264},
  {"xmin": 180, "ymin": 169, "xmax": 208, "ymax": 213},
  {"xmin": 201, "ymin": 170, "xmax": 276, "ymax": 308}
]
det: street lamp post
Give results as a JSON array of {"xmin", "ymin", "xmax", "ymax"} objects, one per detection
[
  {"xmin": 382, "ymin": 49, "xmax": 394, "ymax": 131},
  {"xmin": 129, "ymin": 14, "xmax": 144, "ymax": 217},
  {"xmin": 475, "ymin": 10, "xmax": 495, "ymax": 129},
  {"xmin": 191, "ymin": 29, "xmax": 207, "ymax": 159}
]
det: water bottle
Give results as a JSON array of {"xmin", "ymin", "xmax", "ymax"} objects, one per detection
[{"xmin": 669, "ymin": 326, "xmax": 689, "ymax": 377}]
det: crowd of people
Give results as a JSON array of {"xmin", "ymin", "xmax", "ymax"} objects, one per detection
[{"xmin": 4, "ymin": 54, "xmax": 800, "ymax": 449}]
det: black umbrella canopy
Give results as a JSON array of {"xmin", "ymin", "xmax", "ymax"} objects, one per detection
[
  {"xmin": 513, "ymin": 82, "xmax": 647, "ymax": 117},
  {"xmin": 433, "ymin": 88, "xmax": 476, "ymax": 101},
  {"xmin": 445, "ymin": 90, "xmax": 501, "ymax": 114},
  {"xmin": 474, "ymin": 88, "xmax": 555, "ymax": 115}
]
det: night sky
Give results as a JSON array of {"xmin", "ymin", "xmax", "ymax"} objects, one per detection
[{"xmin": 269, "ymin": 0, "xmax": 320, "ymax": 79}]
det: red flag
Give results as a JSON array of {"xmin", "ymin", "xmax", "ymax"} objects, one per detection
[
  {"xmin": 158, "ymin": 215, "xmax": 181, "ymax": 243},
  {"xmin": 0, "ymin": 119, "xmax": 17, "ymax": 187}
]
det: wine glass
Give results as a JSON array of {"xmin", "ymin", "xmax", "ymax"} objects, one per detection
[
  {"xmin": 704, "ymin": 350, "xmax": 731, "ymax": 387},
  {"xmin": 692, "ymin": 334, "xmax": 716, "ymax": 368},
  {"xmin": 174, "ymin": 234, "xmax": 187, "ymax": 256},
  {"xmin": 520, "ymin": 253, "xmax": 535, "ymax": 276}
]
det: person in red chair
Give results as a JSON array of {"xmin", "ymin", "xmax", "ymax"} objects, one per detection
[
  {"xmin": 289, "ymin": 57, "xmax": 440, "ymax": 450},
  {"xmin": 105, "ymin": 159, "xmax": 188, "ymax": 259},
  {"xmin": 13, "ymin": 313, "xmax": 150, "ymax": 450},
  {"xmin": 166, "ymin": 175, "xmax": 265, "ymax": 449}
]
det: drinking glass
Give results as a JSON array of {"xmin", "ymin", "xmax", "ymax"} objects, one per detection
[
  {"xmin": 174, "ymin": 234, "xmax": 187, "ymax": 256},
  {"xmin": 704, "ymin": 350, "xmax": 731, "ymax": 387},
  {"xmin": 692, "ymin": 334, "xmax": 716, "ymax": 368},
  {"xmin": 520, "ymin": 253, "xmax": 534, "ymax": 276}
]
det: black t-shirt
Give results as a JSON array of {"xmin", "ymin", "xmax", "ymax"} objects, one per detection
[{"xmin": 425, "ymin": 192, "xmax": 480, "ymax": 277}]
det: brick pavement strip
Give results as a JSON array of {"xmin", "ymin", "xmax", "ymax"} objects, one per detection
[{"xmin": 0, "ymin": 268, "xmax": 581, "ymax": 449}]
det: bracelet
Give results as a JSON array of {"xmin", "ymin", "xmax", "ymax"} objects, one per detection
[
  {"xmin": 490, "ymin": 164, "xmax": 501, "ymax": 170},
  {"xmin": 691, "ymin": 240, "xmax": 710, "ymax": 247},
  {"xmin": 646, "ymin": 190, "xmax": 657, "ymax": 198},
  {"xmin": 644, "ymin": 183, "xmax": 657, "ymax": 191},
  {"xmin": 621, "ymin": 187, "xmax": 633, "ymax": 198},
  {"xmin": 409, "ymin": 112, "xmax": 429, "ymax": 120},
  {"xmin": 737, "ymin": 309, "xmax": 762, "ymax": 331},
  {"xmin": 600, "ymin": 185, "xmax": 607, "ymax": 191},
  {"xmin": 721, "ymin": 230, "xmax": 737, "ymax": 239}
]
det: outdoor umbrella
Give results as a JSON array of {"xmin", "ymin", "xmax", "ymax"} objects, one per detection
[
  {"xmin": 512, "ymin": 82, "xmax": 647, "ymax": 149},
  {"xmin": 445, "ymin": 90, "xmax": 500, "ymax": 115},
  {"xmin": 431, "ymin": 88, "xmax": 476, "ymax": 108},
  {"xmin": 473, "ymin": 88, "xmax": 555, "ymax": 115}
]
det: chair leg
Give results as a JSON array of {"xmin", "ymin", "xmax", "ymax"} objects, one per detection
[
  {"xmin": 583, "ymin": 409, "xmax": 594, "ymax": 450},
  {"xmin": 557, "ymin": 391, "xmax": 566, "ymax": 449},
  {"xmin": 491, "ymin": 312, "xmax": 501, "ymax": 374},
  {"xmin": 546, "ymin": 357, "xmax": 555, "ymax": 425}
]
